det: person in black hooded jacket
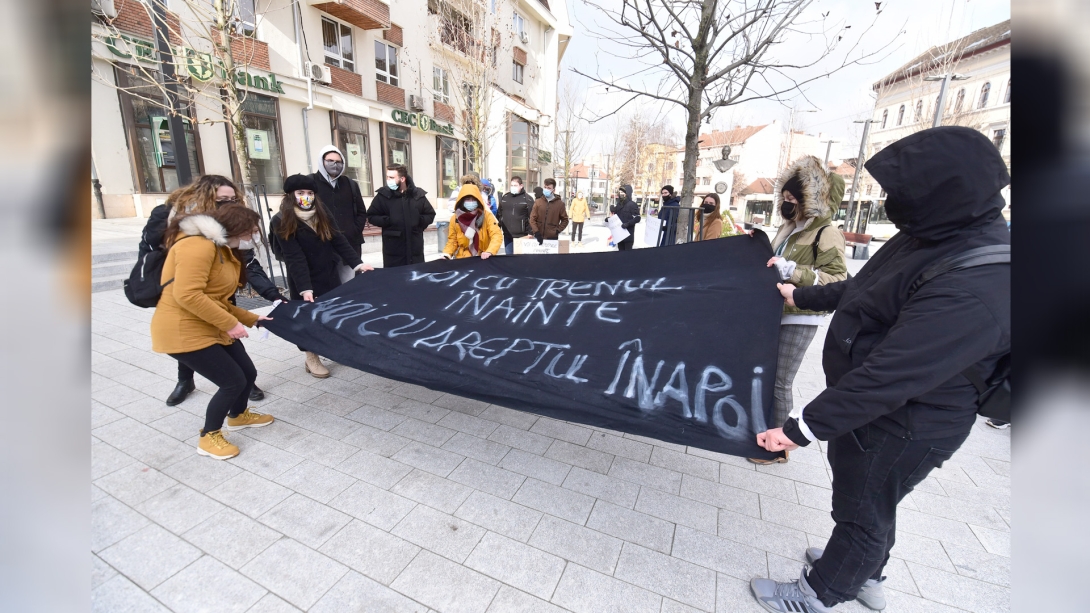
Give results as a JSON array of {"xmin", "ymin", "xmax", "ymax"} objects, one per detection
[
  {"xmin": 311, "ymin": 145, "xmax": 368, "ymax": 258},
  {"xmin": 610, "ymin": 184, "xmax": 640, "ymax": 251},
  {"xmin": 749, "ymin": 126, "xmax": 1010, "ymax": 613},
  {"xmin": 367, "ymin": 164, "xmax": 436, "ymax": 267}
]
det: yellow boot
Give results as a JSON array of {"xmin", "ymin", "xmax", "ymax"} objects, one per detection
[
  {"xmin": 197, "ymin": 430, "xmax": 239, "ymax": 460},
  {"xmin": 225, "ymin": 407, "xmax": 274, "ymax": 431}
]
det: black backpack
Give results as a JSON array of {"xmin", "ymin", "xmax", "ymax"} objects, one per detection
[
  {"xmin": 122, "ymin": 237, "xmax": 193, "ymax": 308},
  {"xmin": 909, "ymin": 245, "xmax": 1011, "ymax": 423}
]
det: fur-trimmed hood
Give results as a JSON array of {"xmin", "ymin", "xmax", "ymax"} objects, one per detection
[
  {"xmin": 178, "ymin": 214, "xmax": 228, "ymax": 245},
  {"xmin": 774, "ymin": 155, "xmax": 830, "ymax": 220}
]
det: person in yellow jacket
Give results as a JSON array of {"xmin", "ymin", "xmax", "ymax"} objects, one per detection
[
  {"xmin": 442, "ymin": 184, "xmax": 503, "ymax": 259},
  {"xmin": 150, "ymin": 205, "xmax": 276, "ymax": 460},
  {"xmin": 568, "ymin": 192, "xmax": 590, "ymax": 244}
]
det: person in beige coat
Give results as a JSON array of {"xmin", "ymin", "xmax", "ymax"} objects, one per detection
[{"xmin": 568, "ymin": 192, "xmax": 590, "ymax": 244}]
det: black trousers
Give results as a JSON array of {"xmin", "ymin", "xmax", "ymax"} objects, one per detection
[
  {"xmin": 170, "ymin": 341, "xmax": 257, "ymax": 433},
  {"xmin": 807, "ymin": 422, "xmax": 970, "ymax": 607},
  {"xmin": 617, "ymin": 236, "xmax": 634, "ymax": 251},
  {"xmin": 571, "ymin": 222, "xmax": 584, "ymax": 242}
]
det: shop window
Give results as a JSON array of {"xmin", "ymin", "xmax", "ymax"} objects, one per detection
[
  {"xmin": 331, "ymin": 111, "xmax": 373, "ymax": 196},
  {"xmin": 238, "ymin": 94, "xmax": 285, "ymax": 193},
  {"xmin": 323, "ymin": 18, "xmax": 355, "ymax": 72},
  {"xmin": 383, "ymin": 123, "xmax": 412, "ymax": 175},
  {"xmin": 507, "ymin": 114, "xmax": 539, "ymax": 187},
  {"xmin": 433, "ymin": 67, "xmax": 450, "ymax": 104},
  {"xmin": 114, "ymin": 66, "xmax": 202, "ymax": 194},
  {"xmin": 376, "ymin": 40, "xmax": 399, "ymax": 87},
  {"xmin": 978, "ymin": 82, "xmax": 991, "ymax": 109},
  {"xmin": 512, "ymin": 61, "xmax": 524, "ymax": 84},
  {"xmin": 437, "ymin": 136, "xmax": 461, "ymax": 199},
  {"xmin": 896, "ymin": 105, "xmax": 905, "ymax": 126}
]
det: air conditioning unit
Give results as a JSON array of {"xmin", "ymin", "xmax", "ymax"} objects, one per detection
[
  {"xmin": 91, "ymin": 0, "xmax": 118, "ymax": 19},
  {"xmin": 305, "ymin": 62, "xmax": 332, "ymax": 84},
  {"xmin": 409, "ymin": 95, "xmax": 425, "ymax": 112},
  {"xmin": 519, "ymin": 31, "xmax": 530, "ymax": 45}
]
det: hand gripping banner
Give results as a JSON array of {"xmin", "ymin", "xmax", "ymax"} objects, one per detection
[{"xmin": 264, "ymin": 234, "xmax": 785, "ymax": 459}]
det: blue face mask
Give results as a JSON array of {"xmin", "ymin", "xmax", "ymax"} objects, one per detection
[
  {"xmin": 386, "ymin": 178, "xmax": 399, "ymax": 190},
  {"xmin": 543, "ymin": 189, "xmax": 553, "ymax": 198},
  {"xmin": 463, "ymin": 201, "xmax": 479, "ymax": 212}
]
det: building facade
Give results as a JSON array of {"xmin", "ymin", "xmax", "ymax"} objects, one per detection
[{"xmin": 91, "ymin": 0, "xmax": 572, "ymax": 219}]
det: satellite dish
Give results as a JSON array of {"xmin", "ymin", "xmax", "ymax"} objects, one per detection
[{"xmin": 715, "ymin": 181, "xmax": 728, "ymax": 194}]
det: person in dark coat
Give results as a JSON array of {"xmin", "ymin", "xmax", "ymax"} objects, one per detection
[
  {"xmin": 270, "ymin": 174, "xmax": 372, "ymax": 378},
  {"xmin": 750, "ymin": 126, "xmax": 1011, "ymax": 613},
  {"xmin": 139, "ymin": 174, "xmax": 284, "ymax": 406},
  {"xmin": 656, "ymin": 185, "xmax": 681, "ymax": 246},
  {"xmin": 366, "ymin": 164, "xmax": 436, "ymax": 267},
  {"xmin": 311, "ymin": 145, "xmax": 368, "ymax": 258},
  {"xmin": 610, "ymin": 185, "xmax": 641, "ymax": 251},
  {"xmin": 497, "ymin": 175, "xmax": 534, "ymax": 255}
]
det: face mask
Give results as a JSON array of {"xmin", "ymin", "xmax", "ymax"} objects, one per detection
[
  {"xmin": 510, "ymin": 185, "xmax": 522, "ymax": 194},
  {"xmin": 236, "ymin": 231, "xmax": 260, "ymax": 251},
  {"xmin": 702, "ymin": 203, "xmax": 716, "ymax": 214},
  {"xmin": 543, "ymin": 189, "xmax": 553, "ymax": 198},
  {"xmin": 883, "ymin": 196, "xmax": 913, "ymax": 229},
  {"xmin": 463, "ymin": 201, "xmax": 479, "ymax": 212},
  {"xmin": 780, "ymin": 200, "xmax": 797, "ymax": 220},
  {"xmin": 296, "ymin": 194, "xmax": 314, "ymax": 210},
  {"xmin": 386, "ymin": 179, "xmax": 400, "ymax": 190},
  {"xmin": 323, "ymin": 159, "xmax": 344, "ymax": 176}
]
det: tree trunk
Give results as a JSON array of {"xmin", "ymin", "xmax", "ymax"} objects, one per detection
[
  {"xmin": 213, "ymin": 0, "xmax": 252, "ymax": 187},
  {"xmin": 676, "ymin": 0, "xmax": 715, "ymax": 244}
]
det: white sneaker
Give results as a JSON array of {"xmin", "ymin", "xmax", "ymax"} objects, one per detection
[
  {"xmin": 806, "ymin": 547, "xmax": 887, "ymax": 610},
  {"xmin": 751, "ymin": 568, "xmax": 832, "ymax": 613}
]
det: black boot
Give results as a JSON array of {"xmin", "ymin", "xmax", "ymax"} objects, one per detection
[
  {"xmin": 165, "ymin": 380, "xmax": 195, "ymax": 406},
  {"xmin": 248, "ymin": 386, "xmax": 265, "ymax": 402}
]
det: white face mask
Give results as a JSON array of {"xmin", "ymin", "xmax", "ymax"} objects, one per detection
[
  {"xmin": 510, "ymin": 185, "xmax": 522, "ymax": 194},
  {"xmin": 236, "ymin": 230, "xmax": 261, "ymax": 251}
]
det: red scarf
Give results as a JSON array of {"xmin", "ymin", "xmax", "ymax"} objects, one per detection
[{"xmin": 456, "ymin": 209, "xmax": 482, "ymax": 256}]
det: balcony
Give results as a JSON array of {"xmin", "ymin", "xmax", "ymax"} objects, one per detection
[{"xmin": 309, "ymin": 0, "xmax": 389, "ymax": 31}]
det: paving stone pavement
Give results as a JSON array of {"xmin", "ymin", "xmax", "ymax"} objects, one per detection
[{"xmin": 91, "ymin": 267, "xmax": 1010, "ymax": 612}]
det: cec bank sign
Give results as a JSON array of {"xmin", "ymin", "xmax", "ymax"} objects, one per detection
[{"xmin": 391, "ymin": 110, "xmax": 455, "ymax": 136}]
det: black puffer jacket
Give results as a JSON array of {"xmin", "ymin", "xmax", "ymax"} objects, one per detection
[
  {"xmin": 140, "ymin": 204, "xmax": 284, "ymax": 302},
  {"xmin": 610, "ymin": 185, "xmax": 641, "ymax": 231},
  {"xmin": 366, "ymin": 176, "xmax": 436, "ymax": 267},
  {"xmin": 498, "ymin": 190, "xmax": 535, "ymax": 237},
  {"xmin": 269, "ymin": 213, "xmax": 362, "ymax": 300},
  {"xmin": 311, "ymin": 172, "xmax": 368, "ymax": 255},
  {"xmin": 783, "ymin": 127, "xmax": 1011, "ymax": 445}
]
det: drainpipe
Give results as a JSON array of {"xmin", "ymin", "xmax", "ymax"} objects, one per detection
[{"xmin": 293, "ymin": 0, "xmax": 313, "ymax": 171}]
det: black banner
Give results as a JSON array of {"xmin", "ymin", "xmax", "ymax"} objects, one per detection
[{"xmin": 264, "ymin": 234, "xmax": 784, "ymax": 459}]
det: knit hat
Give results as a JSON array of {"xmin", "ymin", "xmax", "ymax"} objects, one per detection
[
  {"xmin": 284, "ymin": 174, "xmax": 317, "ymax": 194},
  {"xmin": 781, "ymin": 175, "xmax": 805, "ymax": 205}
]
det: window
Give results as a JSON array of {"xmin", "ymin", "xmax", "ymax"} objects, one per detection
[
  {"xmin": 914, "ymin": 100, "xmax": 923, "ymax": 122},
  {"xmin": 438, "ymin": 5, "xmax": 474, "ymax": 55},
  {"xmin": 375, "ymin": 41, "xmax": 399, "ymax": 87},
  {"xmin": 332, "ymin": 112, "xmax": 372, "ymax": 196},
  {"xmin": 239, "ymin": 94, "xmax": 286, "ymax": 193},
  {"xmin": 236, "ymin": 0, "xmax": 257, "ymax": 36},
  {"xmin": 1004, "ymin": 78, "xmax": 1010, "ymax": 104},
  {"xmin": 954, "ymin": 88, "xmax": 965, "ymax": 113},
  {"xmin": 433, "ymin": 67, "xmax": 450, "ymax": 104},
  {"xmin": 383, "ymin": 123, "xmax": 412, "ymax": 174},
  {"xmin": 992, "ymin": 128, "xmax": 1006, "ymax": 150},
  {"xmin": 978, "ymin": 82, "xmax": 991, "ymax": 109},
  {"xmin": 896, "ymin": 105, "xmax": 905, "ymax": 126},
  {"xmin": 322, "ymin": 18, "xmax": 354, "ymax": 71},
  {"xmin": 881, "ymin": 109, "xmax": 888, "ymax": 129},
  {"xmin": 512, "ymin": 60, "xmax": 524, "ymax": 84},
  {"xmin": 507, "ymin": 114, "xmax": 539, "ymax": 187},
  {"xmin": 513, "ymin": 12, "xmax": 526, "ymax": 36},
  {"xmin": 437, "ymin": 136, "xmax": 461, "ymax": 198}
]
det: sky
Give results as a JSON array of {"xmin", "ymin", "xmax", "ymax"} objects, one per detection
[{"xmin": 560, "ymin": 0, "xmax": 1011, "ymax": 161}]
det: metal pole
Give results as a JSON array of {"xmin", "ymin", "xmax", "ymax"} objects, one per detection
[
  {"xmin": 151, "ymin": 0, "xmax": 193, "ymax": 186},
  {"xmin": 823, "ymin": 139, "xmax": 837, "ymax": 167},
  {"xmin": 932, "ymin": 74, "xmax": 951, "ymax": 128},
  {"xmin": 846, "ymin": 120, "xmax": 874, "ymax": 234}
]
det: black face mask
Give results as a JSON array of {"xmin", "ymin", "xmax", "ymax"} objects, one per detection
[
  {"xmin": 883, "ymin": 195, "xmax": 913, "ymax": 229},
  {"xmin": 701, "ymin": 203, "xmax": 715, "ymax": 214},
  {"xmin": 780, "ymin": 200, "xmax": 797, "ymax": 220}
]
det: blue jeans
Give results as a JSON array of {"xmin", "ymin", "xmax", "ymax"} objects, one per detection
[{"xmin": 806, "ymin": 423, "xmax": 970, "ymax": 607}]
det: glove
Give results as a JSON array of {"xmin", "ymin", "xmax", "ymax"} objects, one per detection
[
  {"xmin": 772, "ymin": 257, "xmax": 797, "ymax": 281},
  {"xmin": 535, "ymin": 232, "xmax": 544, "ymax": 245}
]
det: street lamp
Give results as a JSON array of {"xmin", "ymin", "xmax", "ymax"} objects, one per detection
[{"xmin": 924, "ymin": 73, "xmax": 970, "ymax": 128}]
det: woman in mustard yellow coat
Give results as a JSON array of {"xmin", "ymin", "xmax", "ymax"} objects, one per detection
[
  {"xmin": 442, "ymin": 184, "xmax": 503, "ymax": 259},
  {"xmin": 150, "ymin": 205, "xmax": 275, "ymax": 460}
]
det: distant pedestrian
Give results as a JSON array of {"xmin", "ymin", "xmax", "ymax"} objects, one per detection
[
  {"xmin": 699, "ymin": 193, "xmax": 723, "ymax": 241},
  {"xmin": 748, "ymin": 156, "xmax": 847, "ymax": 466},
  {"xmin": 367, "ymin": 165, "xmax": 437, "ymax": 267},
  {"xmin": 150, "ymin": 204, "xmax": 275, "ymax": 460},
  {"xmin": 610, "ymin": 185, "xmax": 640, "ymax": 251},
  {"xmin": 529, "ymin": 178, "xmax": 569, "ymax": 243},
  {"xmin": 270, "ymin": 174, "xmax": 373, "ymax": 378},
  {"xmin": 442, "ymin": 183, "xmax": 502, "ymax": 259},
  {"xmin": 480, "ymin": 178, "xmax": 499, "ymax": 216},
  {"xmin": 569, "ymin": 191, "xmax": 590, "ymax": 244},
  {"xmin": 497, "ymin": 175, "xmax": 534, "ymax": 254},
  {"xmin": 533, "ymin": 186, "xmax": 544, "ymax": 201},
  {"xmin": 139, "ymin": 175, "xmax": 283, "ymax": 407},
  {"xmin": 657, "ymin": 185, "xmax": 681, "ymax": 246},
  {"xmin": 311, "ymin": 145, "xmax": 369, "ymax": 259}
]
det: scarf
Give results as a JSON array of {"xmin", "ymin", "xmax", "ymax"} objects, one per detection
[
  {"xmin": 295, "ymin": 207, "xmax": 318, "ymax": 231},
  {"xmin": 456, "ymin": 209, "xmax": 483, "ymax": 256}
]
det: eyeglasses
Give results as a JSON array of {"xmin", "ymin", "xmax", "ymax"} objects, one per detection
[{"xmin": 216, "ymin": 198, "xmax": 240, "ymax": 204}]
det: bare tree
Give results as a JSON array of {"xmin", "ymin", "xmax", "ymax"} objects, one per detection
[
  {"xmin": 555, "ymin": 74, "xmax": 590, "ymax": 197},
  {"xmin": 575, "ymin": 0, "xmax": 893, "ymax": 241},
  {"xmin": 92, "ymin": 0, "xmax": 274, "ymax": 187}
]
